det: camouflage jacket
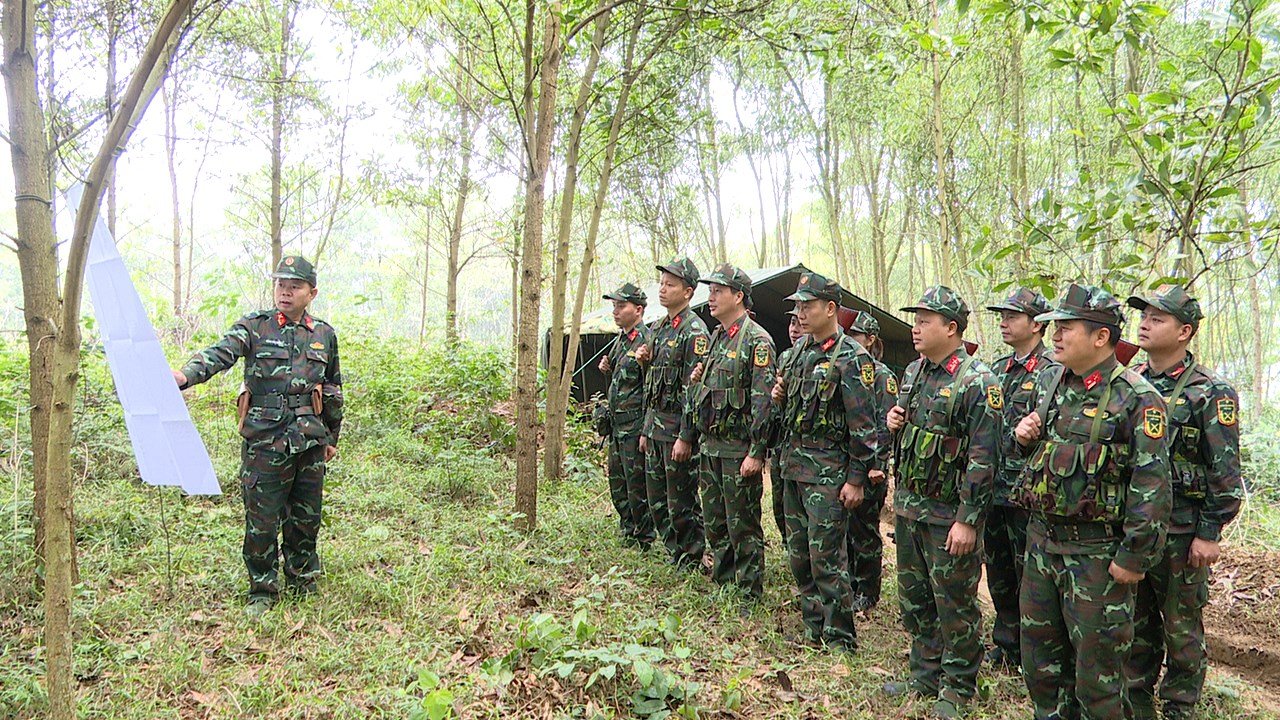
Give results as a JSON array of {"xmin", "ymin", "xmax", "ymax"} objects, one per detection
[
  {"xmin": 893, "ymin": 347, "xmax": 1000, "ymax": 527},
  {"xmin": 864, "ymin": 353, "xmax": 898, "ymax": 474},
  {"xmin": 769, "ymin": 343, "xmax": 801, "ymax": 450},
  {"xmin": 1017, "ymin": 356, "xmax": 1171, "ymax": 572},
  {"xmin": 606, "ymin": 323, "xmax": 652, "ymax": 433},
  {"xmin": 686, "ymin": 313, "xmax": 776, "ymax": 458},
  {"xmin": 642, "ymin": 307, "xmax": 709, "ymax": 443},
  {"xmin": 991, "ymin": 341, "xmax": 1059, "ymax": 505},
  {"xmin": 777, "ymin": 332, "xmax": 878, "ymax": 487},
  {"xmin": 1138, "ymin": 353, "xmax": 1242, "ymax": 541},
  {"xmin": 180, "ymin": 309, "xmax": 344, "ymax": 455}
]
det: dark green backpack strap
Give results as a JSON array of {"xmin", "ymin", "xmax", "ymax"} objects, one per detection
[
  {"xmin": 1034, "ymin": 365, "xmax": 1066, "ymax": 426},
  {"xmin": 944, "ymin": 354, "xmax": 979, "ymax": 425},
  {"xmin": 1088, "ymin": 365, "xmax": 1130, "ymax": 443}
]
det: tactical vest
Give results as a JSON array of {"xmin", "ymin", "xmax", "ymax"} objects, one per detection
[
  {"xmin": 1165, "ymin": 363, "xmax": 1208, "ymax": 500},
  {"xmin": 895, "ymin": 356, "xmax": 975, "ymax": 504},
  {"xmin": 645, "ymin": 328, "xmax": 690, "ymax": 415},
  {"xmin": 1015, "ymin": 365, "xmax": 1129, "ymax": 522},
  {"xmin": 782, "ymin": 336, "xmax": 850, "ymax": 442},
  {"xmin": 693, "ymin": 326, "xmax": 754, "ymax": 438}
]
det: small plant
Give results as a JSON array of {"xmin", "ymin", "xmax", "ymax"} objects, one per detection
[{"xmin": 404, "ymin": 669, "xmax": 456, "ymax": 720}]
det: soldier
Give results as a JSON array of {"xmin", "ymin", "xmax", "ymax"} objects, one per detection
[
  {"xmin": 639, "ymin": 259, "xmax": 710, "ymax": 570},
  {"xmin": 599, "ymin": 282, "xmax": 655, "ymax": 549},
  {"xmin": 1125, "ymin": 285, "xmax": 1243, "ymax": 720},
  {"xmin": 771, "ymin": 272, "xmax": 878, "ymax": 651},
  {"xmin": 884, "ymin": 286, "xmax": 1000, "ymax": 720},
  {"xmin": 767, "ymin": 310, "xmax": 807, "ymax": 544},
  {"xmin": 981, "ymin": 288, "xmax": 1058, "ymax": 670},
  {"xmin": 686, "ymin": 263, "xmax": 776, "ymax": 602},
  {"xmin": 1012, "ymin": 283, "xmax": 1171, "ymax": 720},
  {"xmin": 844, "ymin": 311, "xmax": 896, "ymax": 613},
  {"xmin": 171, "ymin": 256, "xmax": 343, "ymax": 618}
]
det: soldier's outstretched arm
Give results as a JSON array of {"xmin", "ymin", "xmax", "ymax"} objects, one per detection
[{"xmin": 177, "ymin": 317, "xmax": 253, "ymax": 389}]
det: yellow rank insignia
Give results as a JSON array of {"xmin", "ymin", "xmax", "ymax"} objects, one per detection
[
  {"xmin": 1143, "ymin": 407, "xmax": 1166, "ymax": 439},
  {"xmin": 887, "ymin": 376, "xmax": 899, "ymax": 395},
  {"xmin": 861, "ymin": 363, "xmax": 875, "ymax": 387},
  {"xmin": 986, "ymin": 385, "xmax": 1004, "ymax": 410},
  {"xmin": 1083, "ymin": 407, "xmax": 1097, "ymax": 418},
  {"xmin": 753, "ymin": 343, "xmax": 770, "ymax": 368},
  {"xmin": 693, "ymin": 336, "xmax": 708, "ymax": 356},
  {"xmin": 310, "ymin": 342, "xmax": 324, "ymax": 350},
  {"xmin": 1217, "ymin": 398, "xmax": 1237, "ymax": 426},
  {"xmin": 1021, "ymin": 381, "xmax": 1035, "ymax": 391},
  {"xmin": 939, "ymin": 387, "xmax": 953, "ymax": 398},
  {"xmin": 667, "ymin": 339, "xmax": 677, "ymax": 347},
  {"xmin": 727, "ymin": 351, "xmax": 738, "ymax": 359}
]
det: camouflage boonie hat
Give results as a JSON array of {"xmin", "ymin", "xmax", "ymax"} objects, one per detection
[
  {"xmin": 698, "ymin": 262, "xmax": 752, "ymax": 294},
  {"xmin": 785, "ymin": 271, "xmax": 846, "ymax": 304},
  {"xmin": 1035, "ymin": 283, "xmax": 1124, "ymax": 326},
  {"xmin": 272, "ymin": 255, "xmax": 317, "ymax": 285},
  {"xmin": 900, "ymin": 285, "xmax": 970, "ymax": 325},
  {"xmin": 986, "ymin": 286, "xmax": 1051, "ymax": 317},
  {"xmin": 1126, "ymin": 283, "xmax": 1203, "ymax": 329},
  {"xmin": 656, "ymin": 257, "xmax": 700, "ymax": 288},
  {"xmin": 849, "ymin": 310, "xmax": 880, "ymax": 336},
  {"xmin": 603, "ymin": 282, "xmax": 647, "ymax": 306}
]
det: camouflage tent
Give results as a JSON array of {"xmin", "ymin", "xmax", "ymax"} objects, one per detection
[{"xmin": 546, "ymin": 263, "xmax": 915, "ymax": 403}]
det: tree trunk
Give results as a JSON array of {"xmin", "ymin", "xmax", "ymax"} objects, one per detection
[
  {"xmin": 105, "ymin": 0, "xmax": 119, "ymax": 238},
  {"xmin": 514, "ymin": 1, "xmax": 563, "ymax": 533},
  {"xmin": 1009, "ymin": 25, "xmax": 1030, "ymax": 272},
  {"xmin": 928, "ymin": 0, "xmax": 954, "ymax": 286},
  {"xmin": 269, "ymin": 2, "xmax": 293, "ymax": 269},
  {"xmin": 446, "ymin": 43, "xmax": 476, "ymax": 346},
  {"xmin": 419, "ymin": 213, "xmax": 432, "ymax": 345},
  {"xmin": 543, "ymin": 12, "xmax": 609, "ymax": 484},
  {"xmin": 164, "ymin": 78, "xmax": 182, "ymax": 317}
]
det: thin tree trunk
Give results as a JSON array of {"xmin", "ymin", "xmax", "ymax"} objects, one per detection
[
  {"xmin": 419, "ymin": 213, "xmax": 432, "ymax": 345},
  {"xmin": 929, "ymin": 0, "xmax": 954, "ymax": 286},
  {"xmin": 105, "ymin": 0, "xmax": 119, "ymax": 237},
  {"xmin": 269, "ymin": 2, "xmax": 293, "ymax": 269},
  {"xmin": 164, "ymin": 79, "xmax": 183, "ymax": 317},
  {"xmin": 446, "ymin": 43, "xmax": 476, "ymax": 346}
]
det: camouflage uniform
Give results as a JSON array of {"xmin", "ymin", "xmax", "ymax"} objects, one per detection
[
  {"xmin": 643, "ymin": 259, "xmax": 710, "ymax": 568},
  {"xmin": 983, "ymin": 288, "xmax": 1058, "ymax": 666},
  {"xmin": 1125, "ymin": 287, "xmax": 1243, "ymax": 720},
  {"xmin": 844, "ymin": 311, "xmax": 897, "ymax": 610},
  {"xmin": 893, "ymin": 287, "xmax": 1001, "ymax": 707},
  {"xmin": 179, "ymin": 256, "xmax": 344, "ymax": 602},
  {"xmin": 770, "ymin": 339, "xmax": 799, "ymax": 544},
  {"xmin": 776, "ymin": 273, "xmax": 879, "ymax": 649},
  {"xmin": 1014, "ymin": 284, "xmax": 1171, "ymax": 720},
  {"xmin": 603, "ymin": 283, "xmax": 654, "ymax": 547},
  {"xmin": 687, "ymin": 264, "xmax": 776, "ymax": 600}
]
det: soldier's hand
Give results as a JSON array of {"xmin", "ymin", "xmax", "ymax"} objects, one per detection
[
  {"xmin": 639, "ymin": 435, "xmax": 648, "ymax": 454},
  {"xmin": 690, "ymin": 362, "xmax": 705, "ymax": 383},
  {"xmin": 598, "ymin": 355, "xmax": 612, "ymax": 373},
  {"xmin": 945, "ymin": 521, "xmax": 977, "ymax": 556},
  {"xmin": 839, "ymin": 482, "xmax": 864, "ymax": 510},
  {"xmin": 1187, "ymin": 538, "xmax": 1222, "ymax": 569},
  {"xmin": 740, "ymin": 455, "xmax": 763, "ymax": 477},
  {"xmin": 636, "ymin": 343, "xmax": 651, "ymax": 364},
  {"xmin": 868, "ymin": 469, "xmax": 886, "ymax": 485},
  {"xmin": 1015, "ymin": 412, "xmax": 1043, "ymax": 446},
  {"xmin": 671, "ymin": 439, "xmax": 693, "ymax": 463},
  {"xmin": 1108, "ymin": 561, "xmax": 1144, "ymax": 584},
  {"xmin": 771, "ymin": 374, "xmax": 785, "ymax": 405},
  {"xmin": 323, "ymin": 445, "xmax": 338, "ymax": 462},
  {"xmin": 171, "ymin": 369, "xmax": 187, "ymax": 387},
  {"xmin": 886, "ymin": 405, "xmax": 907, "ymax": 432}
]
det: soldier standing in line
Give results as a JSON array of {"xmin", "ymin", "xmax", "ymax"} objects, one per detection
[
  {"xmin": 638, "ymin": 259, "xmax": 710, "ymax": 570},
  {"xmin": 1125, "ymin": 285, "xmax": 1243, "ymax": 720},
  {"xmin": 599, "ymin": 283, "xmax": 655, "ymax": 549},
  {"xmin": 1013, "ymin": 283, "xmax": 1171, "ymax": 720},
  {"xmin": 843, "ymin": 310, "xmax": 896, "ymax": 613},
  {"xmin": 172, "ymin": 256, "xmax": 343, "ymax": 618},
  {"xmin": 767, "ymin": 310, "xmax": 807, "ymax": 545},
  {"xmin": 771, "ymin": 272, "xmax": 878, "ymax": 651},
  {"xmin": 883, "ymin": 286, "xmax": 1000, "ymax": 720},
  {"xmin": 981, "ymin": 288, "xmax": 1058, "ymax": 670},
  {"xmin": 686, "ymin": 263, "xmax": 776, "ymax": 603}
]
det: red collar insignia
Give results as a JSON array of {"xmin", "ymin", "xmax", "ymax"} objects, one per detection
[
  {"xmin": 1026, "ymin": 356, "xmax": 1039, "ymax": 372},
  {"xmin": 1136, "ymin": 362, "xmax": 1148, "ymax": 374},
  {"xmin": 944, "ymin": 354, "xmax": 961, "ymax": 375},
  {"xmin": 821, "ymin": 336, "xmax": 836, "ymax": 352},
  {"xmin": 1084, "ymin": 370, "xmax": 1103, "ymax": 390},
  {"xmin": 1006, "ymin": 358, "xmax": 1014, "ymax": 372},
  {"xmin": 277, "ymin": 312, "xmax": 314, "ymax": 330},
  {"xmin": 627, "ymin": 329, "xmax": 638, "ymax": 342},
  {"xmin": 672, "ymin": 314, "xmax": 682, "ymax": 329},
  {"xmin": 1170, "ymin": 365, "xmax": 1185, "ymax": 378},
  {"xmin": 727, "ymin": 323, "xmax": 741, "ymax": 339},
  {"xmin": 277, "ymin": 312, "xmax": 287, "ymax": 327}
]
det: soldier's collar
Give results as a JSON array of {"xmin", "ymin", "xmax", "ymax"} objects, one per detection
[
  {"xmin": 276, "ymin": 311, "xmax": 315, "ymax": 330},
  {"xmin": 1147, "ymin": 350, "xmax": 1194, "ymax": 379},
  {"xmin": 817, "ymin": 331, "xmax": 840, "ymax": 352},
  {"xmin": 724, "ymin": 313, "xmax": 746, "ymax": 339},
  {"xmin": 1075, "ymin": 356, "xmax": 1120, "ymax": 390}
]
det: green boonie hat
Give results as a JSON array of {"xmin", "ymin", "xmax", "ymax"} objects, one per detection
[
  {"xmin": 986, "ymin": 286, "xmax": 1051, "ymax": 317},
  {"xmin": 656, "ymin": 257, "xmax": 700, "ymax": 288},
  {"xmin": 1126, "ymin": 283, "xmax": 1203, "ymax": 329},
  {"xmin": 849, "ymin": 310, "xmax": 880, "ymax": 335},
  {"xmin": 603, "ymin": 282, "xmax": 647, "ymax": 305},
  {"xmin": 698, "ymin": 262, "xmax": 752, "ymax": 294},
  {"xmin": 272, "ymin": 255, "xmax": 317, "ymax": 285},
  {"xmin": 900, "ymin": 285, "xmax": 970, "ymax": 325},
  {"xmin": 1035, "ymin": 283, "xmax": 1125, "ymax": 326},
  {"xmin": 785, "ymin": 271, "xmax": 846, "ymax": 303}
]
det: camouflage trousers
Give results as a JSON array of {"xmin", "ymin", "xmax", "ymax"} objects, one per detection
[
  {"xmin": 1021, "ymin": 533, "xmax": 1135, "ymax": 720},
  {"xmin": 700, "ymin": 453, "xmax": 764, "ymax": 600},
  {"xmin": 645, "ymin": 438, "xmax": 704, "ymax": 567},
  {"xmin": 983, "ymin": 503, "xmax": 1029, "ymax": 661},
  {"xmin": 241, "ymin": 442, "xmax": 326, "ymax": 600},
  {"xmin": 1127, "ymin": 533, "xmax": 1210, "ymax": 720},
  {"xmin": 783, "ymin": 479, "xmax": 856, "ymax": 648},
  {"xmin": 845, "ymin": 477, "xmax": 888, "ymax": 607},
  {"xmin": 896, "ymin": 516, "xmax": 984, "ymax": 704},
  {"xmin": 608, "ymin": 429, "xmax": 654, "ymax": 545},
  {"xmin": 768, "ymin": 451, "xmax": 788, "ymax": 543}
]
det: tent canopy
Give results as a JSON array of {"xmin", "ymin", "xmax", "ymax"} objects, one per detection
[{"xmin": 549, "ymin": 263, "xmax": 916, "ymax": 402}]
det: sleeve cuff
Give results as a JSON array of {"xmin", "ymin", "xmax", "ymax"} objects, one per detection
[
  {"xmin": 1112, "ymin": 550, "xmax": 1147, "ymax": 575},
  {"xmin": 956, "ymin": 504, "xmax": 983, "ymax": 527},
  {"xmin": 844, "ymin": 470, "xmax": 867, "ymax": 488},
  {"xmin": 748, "ymin": 442, "xmax": 766, "ymax": 459},
  {"xmin": 1196, "ymin": 522, "xmax": 1223, "ymax": 542}
]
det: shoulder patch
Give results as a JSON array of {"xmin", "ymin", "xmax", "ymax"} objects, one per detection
[
  {"xmin": 886, "ymin": 375, "xmax": 899, "ymax": 395},
  {"xmin": 1143, "ymin": 407, "xmax": 1166, "ymax": 439},
  {"xmin": 861, "ymin": 362, "xmax": 875, "ymax": 387},
  {"xmin": 987, "ymin": 385, "xmax": 1004, "ymax": 410},
  {"xmin": 753, "ymin": 343, "xmax": 771, "ymax": 368},
  {"xmin": 1216, "ymin": 397, "xmax": 1237, "ymax": 426},
  {"xmin": 939, "ymin": 387, "xmax": 953, "ymax": 398},
  {"xmin": 693, "ymin": 335, "xmax": 708, "ymax": 356}
]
